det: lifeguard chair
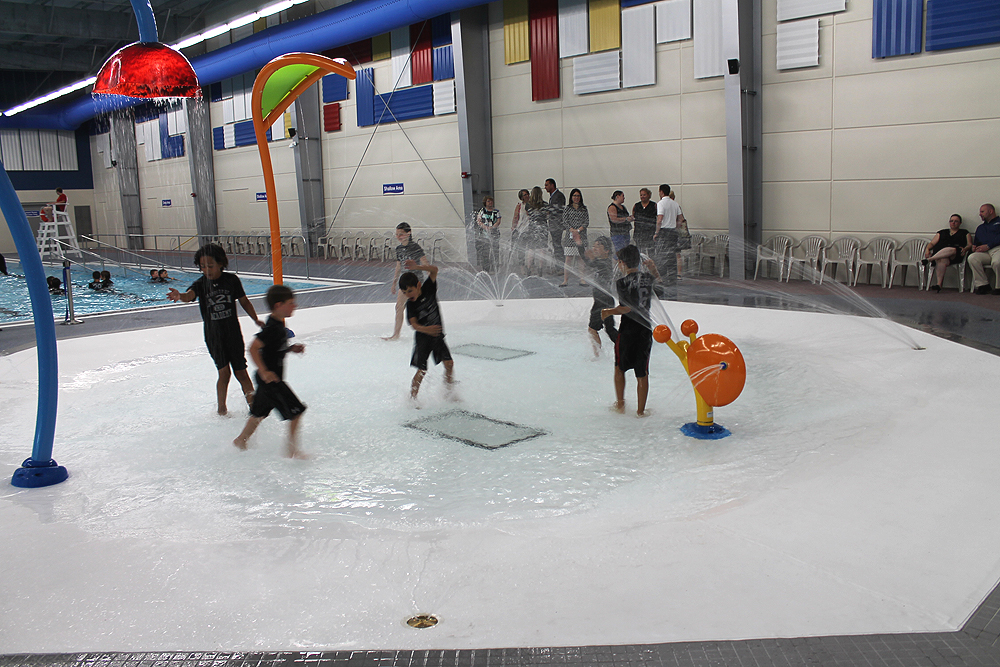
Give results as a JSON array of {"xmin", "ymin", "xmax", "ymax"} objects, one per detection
[{"xmin": 36, "ymin": 203, "xmax": 82, "ymax": 260}]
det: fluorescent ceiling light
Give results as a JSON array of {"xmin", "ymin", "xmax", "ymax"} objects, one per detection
[
  {"xmin": 3, "ymin": 77, "xmax": 97, "ymax": 116},
  {"xmin": 4, "ymin": 0, "xmax": 313, "ymax": 116}
]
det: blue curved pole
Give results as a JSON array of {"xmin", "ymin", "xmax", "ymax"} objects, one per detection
[
  {"xmin": 129, "ymin": 0, "xmax": 159, "ymax": 43},
  {"xmin": 0, "ymin": 162, "xmax": 68, "ymax": 488}
]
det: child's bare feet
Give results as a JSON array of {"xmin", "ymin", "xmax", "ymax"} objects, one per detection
[
  {"xmin": 612, "ymin": 401, "xmax": 626, "ymax": 414},
  {"xmin": 285, "ymin": 447, "xmax": 309, "ymax": 459},
  {"xmin": 637, "ymin": 409, "xmax": 650, "ymax": 418},
  {"xmin": 233, "ymin": 436, "xmax": 248, "ymax": 450},
  {"xmin": 244, "ymin": 391, "xmax": 254, "ymax": 407},
  {"xmin": 382, "ymin": 334, "xmax": 400, "ymax": 341},
  {"xmin": 218, "ymin": 407, "xmax": 228, "ymax": 416}
]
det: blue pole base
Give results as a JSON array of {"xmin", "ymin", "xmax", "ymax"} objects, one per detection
[
  {"xmin": 680, "ymin": 422, "xmax": 731, "ymax": 440},
  {"xmin": 11, "ymin": 458, "xmax": 69, "ymax": 488}
]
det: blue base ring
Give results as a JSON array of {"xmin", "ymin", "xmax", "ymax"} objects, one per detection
[
  {"xmin": 12, "ymin": 458, "xmax": 69, "ymax": 488},
  {"xmin": 680, "ymin": 422, "xmax": 731, "ymax": 440}
]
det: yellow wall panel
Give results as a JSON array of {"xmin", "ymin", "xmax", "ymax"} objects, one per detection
[
  {"xmin": 253, "ymin": 18, "xmax": 267, "ymax": 33},
  {"xmin": 372, "ymin": 33, "xmax": 392, "ymax": 60},
  {"xmin": 504, "ymin": 0, "xmax": 530, "ymax": 64},
  {"xmin": 589, "ymin": 0, "xmax": 621, "ymax": 52}
]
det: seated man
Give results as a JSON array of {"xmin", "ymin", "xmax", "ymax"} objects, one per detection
[{"xmin": 968, "ymin": 203, "xmax": 1000, "ymax": 295}]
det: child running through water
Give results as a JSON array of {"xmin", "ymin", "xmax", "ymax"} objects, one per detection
[
  {"xmin": 399, "ymin": 260, "xmax": 455, "ymax": 402},
  {"xmin": 583, "ymin": 235, "xmax": 618, "ymax": 357},
  {"xmin": 168, "ymin": 243, "xmax": 263, "ymax": 415},
  {"xmin": 233, "ymin": 285, "xmax": 307, "ymax": 458},
  {"xmin": 383, "ymin": 222, "xmax": 427, "ymax": 341},
  {"xmin": 602, "ymin": 245, "xmax": 659, "ymax": 417}
]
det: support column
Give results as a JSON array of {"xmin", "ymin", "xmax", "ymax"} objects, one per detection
[
  {"xmin": 293, "ymin": 87, "xmax": 326, "ymax": 257},
  {"xmin": 186, "ymin": 93, "xmax": 218, "ymax": 242},
  {"xmin": 453, "ymin": 6, "xmax": 493, "ymax": 263},
  {"xmin": 110, "ymin": 109, "xmax": 143, "ymax": 250}
]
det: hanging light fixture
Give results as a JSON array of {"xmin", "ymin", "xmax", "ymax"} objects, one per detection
[{"xmin": 92, "ymin": 0, "xmax": 201, "ymax": 100}]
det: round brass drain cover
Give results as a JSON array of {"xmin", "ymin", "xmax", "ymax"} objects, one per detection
[{"xmin": 407, "ymin": 614, "xmax": 439, "ymax": 628}]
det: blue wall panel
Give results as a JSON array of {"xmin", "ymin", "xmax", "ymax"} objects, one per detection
[
  {"xmin": 620, "ymin": 0, "xmax": 655, "ymax": 7},
  {"xmin": 210, "ymin": 82, "xmax": 223, "ymax": 103},
  {"xmin": 356, "ymin": 68, "xmax": 376, "ymax": 127},
  {"xmin": 159, "ymin": 114, "xmax": 185, "ymax": 159},
  {"xmin": 432, "ymin": 14, "xmax": 453, "ymax": 46},
  {"xmin": 872, "ymin": 0, "xmax": 923, "ymax": 58},
  {"xmin": 926, "ymin": 0, "xmax": 1000, "ymax": 52},
  {"xmin": 433, "ymin": 45, "xmax": 455, "ymax": 80},
  {"xmin": 233, "ymin": 120, "xmax": 256, "ymax": 147},
  {"xmin": 374, "ymin": 85, "xmax": 435, "ymax": 124},
  {"xmin": 323, "ymin": 74, "xmax": 350, "ymax": 103},
  {"xmin": 212, "ymin": 127, "xmax": 225, "ymax": 150}
]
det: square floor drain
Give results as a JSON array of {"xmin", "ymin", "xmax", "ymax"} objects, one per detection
[
  {"xmin": 404, "ymin": 409, "xmax": 547, "ymax": 450},
  {"xmin": 450, "ymin": 343, "xmax": 534, "ymax": 361}
]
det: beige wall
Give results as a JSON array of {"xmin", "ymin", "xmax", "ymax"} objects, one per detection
[
  {"xmin": 761, "ymin": 0, "xmax": 1000, "ymax": 245},
  {"xmin": 320, "ymin": 61, "xmax": 466, "ymax": 261},
  {"xmin": 0, "ymin": 188, "xmax": 97, "ymax": 255},
  {"xmin": 488, "ymin": 0, "xmax": 729, "ymax": 241}
]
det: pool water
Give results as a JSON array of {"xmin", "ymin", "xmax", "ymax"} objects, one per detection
[{"xmin": 0, "ymin": 261, "xmax": 316, "ymax": 323}]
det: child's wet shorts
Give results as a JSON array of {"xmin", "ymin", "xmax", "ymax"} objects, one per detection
[
  {"xmin": 411, "ymin": 333, "xmax": 452, "ymax": 371},
  {"xmin": 250, "ymin": 377, "xmax": 306, "ymax": 420},
  {"xmin": 206, "ymin": 331, "xmax": 248, "ymax": 371},
  {"xmin": 614, "ymin": 327, "xmax": 653, "ymax": 378}
]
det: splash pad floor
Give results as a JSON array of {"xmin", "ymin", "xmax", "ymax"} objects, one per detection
[{"xmin": 2, "ymin": 298, "xmax": 1000, "ymax": 658}]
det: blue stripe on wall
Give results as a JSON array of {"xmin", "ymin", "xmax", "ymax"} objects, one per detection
[
  {"xmin": 159, "ymin": 114, "xmax": 185, "ymax": 159},
  {"xmin": 433, "ymin": 45, "xmax": 455, "ymax": 80},
  {"xmin": 233, "ymin": 120, "xmax": 256, "ymax": 147},
  {"xmin": 210, "ymin": 82, "xmax": 223, "ymax": 103},
  {"xmin": 356, "ymin": 68, "xmax": 375, "ymax": 127},
  {"xmin": 872, "ymin": 0, "xmax": 923, "ymax": 58},
  {"xmin": 374, "ymin": 85, "xmax": 435, "ymax": 124},
  {"xmin": 212, "ymin": 126, "xmax": 225, "ymax": 151},
  {"xmin": 432, "ymin": 14, "xmax": 452, "ymax": 47},
  {"xmin": 323, "ymin": 74, "xmax": 349, "ymax": 103},
  {"xmin": 926, "ymin": 0, "xmax": 1000, "ymax": 51},
  {"xmin": 620, "ymin": 0, "xmax": 655, "ymax": 7}
]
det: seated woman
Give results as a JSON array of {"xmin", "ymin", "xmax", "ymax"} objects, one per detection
[{"xmin": 925, "ymin": 213, "xmax": 971, "ymax": 292}]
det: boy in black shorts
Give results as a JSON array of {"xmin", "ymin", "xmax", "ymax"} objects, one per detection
[
  {"xmin": 399, "ymin": 260, "xmax": 455, "ymax": 401},
  {"xmin": 168, "ymin": 243, "xmax": 263, "ymax": 415},
  {"xmin": 234, "ymin": 285, "xmax": 307, "ymax": 458},
  {"xmin": 602, "ymin": 245, "xmax": 660, "ymax": 417},
  {"xmin": 583, "ymin": 235, "xmax": 618, "ymax": 357}
]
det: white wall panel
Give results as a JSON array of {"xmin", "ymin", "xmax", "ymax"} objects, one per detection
[
  {"xmin": 19, "ymin": 130, "xmax": 42, "ymax": 170},
  {"xmin": 656, "ymin": 0, "xmax": 691, "ymax": 44},
  {"xmin": 573, "ymin": 50, "xmax": 621, "ymax": 94},
  {"xmin": 693, "ymin": 0, "xmax": 723, "ymax": 79},
  {"xmin": 243, "ymin": 73, "xmax": 255, "ymax": 121},
  {"xmin": 96, "ymin": 133, "xmax": 112, "ymax": 169},
  {"xmin": 776, "ymin": 18, "xmax": 819, "ymax": 70},
  {"xmin": 223, "ymin": 123, "xmax": 236, "ymax": 149},
  {"xmin": 57, "ymin": 131, "xmax": 78, "ymax": 171},
  {"xmin": 39, "ymin": 130, "xmax": 60, "ymax": 170},
  {"xmin": 391, "ymin": 27, "xmax": 412, "ymax": 88},
  {"xmin": 776, "ymin": 0, "xmax": 845, "ymax": 22},
  {"xmin": 559, "ymin": 0, "xmax": 589, "ymax": 57},
  {"xmin": 433, "ymin": 80, "xmax": 456, "ymax": 115},
  {"xmin": 1, "ymin": 129, "xmax": 23, "ymax": 170},
  {"xmin": 623, "ymin": 5, "xmax": 656, "ymax": 88},
  {"xmin": 222, "ymin": 96, "xmax": 235, "ymax": 124}
]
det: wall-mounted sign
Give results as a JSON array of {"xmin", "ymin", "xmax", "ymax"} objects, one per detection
[
  {"xmin": 25, "ymin": 210, "xmax": 40, "ymax": 218},
  {"xmin": 161, "ymin": 199, "xmax": 172, "ymax": 207},
  {"xmin": 383, "ymin": 183, "xmax": 404, "ymax": 195},
  {"xmin": 256, "ymin": 192, "xmax": 267, "ymax": 202}
]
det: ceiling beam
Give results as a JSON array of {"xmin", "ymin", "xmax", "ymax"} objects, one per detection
[
  {"xmin": 0, "ymin": 3, "xmax": 196, "ymax": 44},
  {"xmin": 0, "ymin": 44, "xmax": 116, "ymax": 73}
]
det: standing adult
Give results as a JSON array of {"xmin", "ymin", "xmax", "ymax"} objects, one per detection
[
  {"xmin": 475, "ymin": 195, "xmax": 501, "ymax": 273},
  {"xmin": 607, "ymin": 191, "xmax": 634, "ymax": 251},
  {"xmin": 924, "ymin": 214, "xmax": 970, "ymax": 292},
  {"xmin": 544, "ymin": 178, "xmax": 566, "ymax": 273},
  {"xmin": 968, "ymin": 203, "xmax": 1000, "ymax": 294},
  {"xmin": 561, "ymin": 188, "xmax": 590, "ymax": 286},
  {"xmin": 54, "ymin": 188, "xmax": 68, "ymax": 213},
  {"xmin": 654, "ymin": 184, "xmax": 683, "ymax": 292},
  {"xmin": 510, "ymin": 188, "xmax": 530, "ymax": 270},
  {"xmin": 522, "ymin": 186, "xmax": 549, "ymax": 276},
  {"xmin": 631, "ymin": 188, "xmax": 657, "ymax": 255}
]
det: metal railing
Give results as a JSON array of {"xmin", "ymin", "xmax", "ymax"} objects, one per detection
[
  {"xmin": 80, "ymin": 235, "xmax": 191, "ymax": 276},
  {"xmin": 44, "ymin": 237, "xmax": 140, "ymax": 278},
  {"xmin": 84, "ymin": 233, "xmax": 202, "ymax": 253}
]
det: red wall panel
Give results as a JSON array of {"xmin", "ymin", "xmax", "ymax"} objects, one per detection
[
  {"xmin": 322, "ymin": 39, "xmax": 373, "ymax": 66},
  {"xmin": 411, "ymin": 21, "xmax": 434, "ymax": 85},
  {"xmin": 323, "ymin": 103, "xmax": 341, "ymax": 132},
  {"xmin": 530, "ymin": 0, "xmax": 560, "ymax": 101}
]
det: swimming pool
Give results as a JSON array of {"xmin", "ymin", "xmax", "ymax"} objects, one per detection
[{"xmin": 0, "ymin": 260, "xmax": 318, "ymax": 323}]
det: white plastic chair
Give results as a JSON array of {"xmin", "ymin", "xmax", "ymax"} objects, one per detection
[
  {"xmin": 924, "ymin": 252, "xmax": 968, "ymax": 292},
  {"xmin": 853, "ymin": 237, "xmax": 896, "ymax": 287},
  {"xmin": 700, "ymin": 234, "xmax": 729, "ymax": 277},
  {"xmin": 754, "ymin": 235, "xmax": 792, "ymax": 280},
  {"xmin": 891, "ymin": 237, "xmax": 929, "ymax": 289},
  {"xmin": 819, "ymin": 236, "xmax": 860, "ymax": 285},
  {"xmin": 681, "ymin": 233, "xmax": 707, "ymax": 276},
  {"xmin": 784, "ymin": 235, "xmax": 827, "ymax": 282}
]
